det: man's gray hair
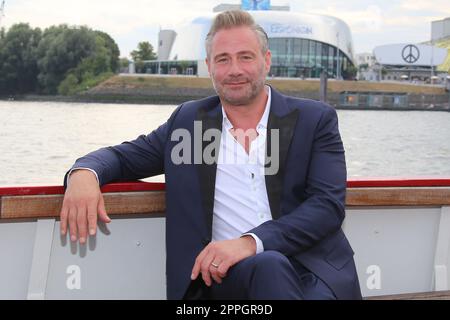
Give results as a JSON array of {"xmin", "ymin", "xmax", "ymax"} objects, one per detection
[{"xmin": 205, "ymin": 10, "xmax": 269, "ymax": 58}]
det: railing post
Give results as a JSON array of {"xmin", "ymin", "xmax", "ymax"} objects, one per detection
[
  {"xmin": 433, "ymin": 206, "xmax": 450, "ymax": 291},
  {"xmin": 27, "ymin": 219, "xmax": 55, "ymax": 300},
  {"xmin": 320, "ymin": 70, "xmax": 328, "ymax": 103}
]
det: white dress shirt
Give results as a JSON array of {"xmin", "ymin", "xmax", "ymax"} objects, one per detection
[{"xmin": 212, "ymin": 86, "xmax": 273, "ymax": 254}]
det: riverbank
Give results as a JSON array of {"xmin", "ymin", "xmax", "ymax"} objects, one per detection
[{"xmin": 2, "ymin": 74, "xmax": 449, "ymax": 111}]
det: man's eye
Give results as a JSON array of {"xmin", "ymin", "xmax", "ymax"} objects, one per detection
[
  {"xmin": 216, "ymin": 58, "xmax": 228, "ymax": 63},
  {"xmin": 241, "ymin": 56, "xmax": 253, "ymax": 60}
]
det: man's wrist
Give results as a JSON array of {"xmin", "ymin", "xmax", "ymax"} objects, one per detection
[
  {"xmin": 240, "ymin": 235, "xmax": 257, "ymax": 255},
  {"xmin": 241, "ymin": 233, "xmax": 264, "ymax": 254},
  {"xmin": 68, "ymin": 168, "xmax": 100, "ymax": 185}
]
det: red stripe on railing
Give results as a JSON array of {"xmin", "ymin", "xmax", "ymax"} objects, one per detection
[
  {"xmin": 1, "ymin": 177, "xmax": 450, "ymax": 197},
  {"xmin": 0, "ymin": 181, "xmax": 165, "ymax": 196},
  {"xmin": 347, "ymin": 177, "xmax": 450, "ymax": 188}
]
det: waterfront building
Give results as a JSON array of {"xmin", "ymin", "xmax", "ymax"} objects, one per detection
[
  {"xmin": 373, "ymin": 43, "xmax": 448, "ymax": 83},
  {"xmin": 432, "ymin": 17, "xmax": 450, "ymax": 42},
  {"xmin": 138, "ymin": 1, "xmax": 356, "ymax": 79}
]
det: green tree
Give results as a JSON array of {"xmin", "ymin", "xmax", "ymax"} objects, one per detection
[
  {"xmin": 358, "ymin": 63, "xmax": 369, "ymax": 71},
  {"xmin": 131, "ymin": 41, "xmax": 157, "ymax": 61},
  {"xmin": 120, "ymin": 57, "xmax": 130, "ymax": 69},
  {"xmin": 36, "ymin": 25, "xmax": 98, "ymax": 94},
  {"xmin": 134, "ymin": 60, "xmax": 145, "ymax": 73},
  {"xmin": 57, "ymin": 32, "xmax": 118, "ymax": 95},
  {"xmin": 95, "ymin": 30, "xmax": 120, "ymax": 72},
  {"xmin": 343, "ymin": 64, "xmax": 358, "ymax": 80},
  {"xmin": 179, "ymin": 61, "xmax": 189, "ymax": 74},
  {"xmin": 57, "ymin": 73, "xmax": 78, "ymax": 95},
  {"xmin": 0, "ymin": 23, "xmax": 41, "ymax": 94},
  {"xmin": 0, "ymin": 23, "xmax": 120, "ymax": 95}
]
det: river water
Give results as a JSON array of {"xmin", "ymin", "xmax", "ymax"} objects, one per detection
[{"xmin": 1, "ymin": 100, "xmax": 449, "ymax": 186}]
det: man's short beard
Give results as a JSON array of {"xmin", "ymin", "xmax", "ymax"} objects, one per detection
[
  {"xmin": 212, "ymin": 65, "xmax": 268, "ymax": 106},
  {"xmin": 215, "ymin": 77, "xmax": 265, "ymax": 106}
]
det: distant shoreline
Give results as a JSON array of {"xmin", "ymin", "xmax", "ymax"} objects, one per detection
[
  {"xmin": 1, "ymin": 74, "xmax": 449, "ymax": 111},
  {"xmin": 2, "ymin": 94, "xmax": 449, "ymax": 112},
  {"xmin": 0, "ymin": 94, "xmax": 184, "ymax": 105}
]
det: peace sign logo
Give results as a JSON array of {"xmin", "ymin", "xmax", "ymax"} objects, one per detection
[{"xmin": 402, "ymin": 45, "xmax": 420, "ymax": 64}]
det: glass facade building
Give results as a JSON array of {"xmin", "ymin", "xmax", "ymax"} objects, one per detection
[
  {"xmin": 150, "ymin": 10, "xmax": 356, "ymax": 79},
  {"xmin": 140, "ymin": 60, "xmax": 198, "ymax": 76},
  {"xmin": 268, "ymin": 38, "xmax": 349, "ymax": 78}
]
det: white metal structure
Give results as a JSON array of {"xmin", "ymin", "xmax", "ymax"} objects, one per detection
[
  {"xmin": 432, "ymin": 17, "xmax": 450, "ymax": 42},
  {"xmin": 373, "ymin": 44, "xmax": 447, "ymax": 67},
  {"xmin": 2, "ymin": 206, "xmax": 450, "ymax": 299}
]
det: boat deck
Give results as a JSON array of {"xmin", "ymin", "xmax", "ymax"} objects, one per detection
[{"xmin": 1, "ymin": 177, "xmax": 450, "ymax": 299}]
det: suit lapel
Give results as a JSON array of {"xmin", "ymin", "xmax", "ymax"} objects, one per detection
[
  {"xmin": 265, "ymin": 89, "xmax": 299, "ymax": 220},
  {"xmin": 196, "ymin": 105, "xmax": 222, "ymax": 241},
  {"xmin": 195, "ymin": 88, "xmax": 299, "ymax": 236}
]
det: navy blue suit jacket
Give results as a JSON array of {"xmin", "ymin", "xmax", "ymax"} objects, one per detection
[{"xmin": 67, "ymin": 87, "xmax": 362, "ymax": 299}]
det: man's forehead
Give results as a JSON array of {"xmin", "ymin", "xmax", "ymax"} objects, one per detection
[
  {"xmin": 212, "ymin": 25, "xmax": 257, "ymax": 40},
  {"xmin": 210, "ymin": 26, "xmax": 260, "ymax": 53}
]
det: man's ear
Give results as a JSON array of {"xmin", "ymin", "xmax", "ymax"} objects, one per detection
[
  {"xmin": 205, "ymin": 58, "xmax": 211, "ymax": 76},
  {"xmin": 265, "ymin": 50, "xmax": 272, "ymax": 74}
]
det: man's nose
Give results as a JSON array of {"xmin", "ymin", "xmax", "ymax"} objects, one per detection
[{"xmin": 228, "ymin": 59, "xmax": 243, "ymax": 76}]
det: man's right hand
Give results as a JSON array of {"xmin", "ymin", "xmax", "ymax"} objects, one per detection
[{"xmin": 60, "ymin": 170, "xmax": 111, "ymax": 244}]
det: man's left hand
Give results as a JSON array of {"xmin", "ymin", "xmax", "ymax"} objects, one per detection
[{"xmin": 190, "ymin": 236, "xmax": 256, "ymax": 286}]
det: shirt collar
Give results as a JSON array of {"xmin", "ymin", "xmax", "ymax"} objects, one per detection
[{"xmin": 222, "ymin": 85, "xmax": 271, "ymax": 131}]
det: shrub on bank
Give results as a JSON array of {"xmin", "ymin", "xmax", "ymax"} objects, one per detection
[{"xmin": 0, "ymin": 23, "xmax": 119, "ymax": 96}]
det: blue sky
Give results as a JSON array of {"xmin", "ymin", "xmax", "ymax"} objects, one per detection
[{"xmin": 2, "ymin": 0, "xmax": 449, "ymax": 57}]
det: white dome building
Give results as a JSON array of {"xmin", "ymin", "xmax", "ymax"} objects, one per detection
[{"xmin": 144, "ymin": 3, "xmax": 356, "ymax": 79}]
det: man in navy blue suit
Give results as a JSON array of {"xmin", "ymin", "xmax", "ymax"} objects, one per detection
[{"xmin": 61, "ymin": 10, "xmax": 362, "ymax": 300}]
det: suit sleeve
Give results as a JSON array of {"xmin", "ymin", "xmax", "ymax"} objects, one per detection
[
  {"xmin": 64, "ymin": 105, "xmax": 182, "ymax": 187},
  {"xmin": 250, "ymin": 106, "xmax": 347, "ymax": 256}
]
